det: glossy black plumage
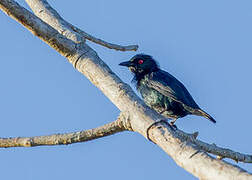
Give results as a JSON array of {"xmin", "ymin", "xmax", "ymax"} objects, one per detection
[{"xmin": 119, "ymin": 54, "xmax": 216, "ymax": 124}]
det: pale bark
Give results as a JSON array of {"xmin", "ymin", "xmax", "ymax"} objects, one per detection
[
  {"xmin": 0, "ymin": 0, "xmax": 251, "ymax": 179},
  {"xmin": 26, "ymin": 0, "xmax": 138, "ymax": 51},
  {"xmin": 0, "ymin": 113, "xmax": 131, "ymax": 147}
]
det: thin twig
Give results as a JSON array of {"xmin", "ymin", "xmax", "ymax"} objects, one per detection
[
  {"xmin": 69, "ymin": 24, "xmax": 138, "ymax": 51},
  {"xmin": 176, "ymin": 129, "xmax": 252, "ymax": 163},
  {"xmin": 195, "ymin": 139, "xmax": 252, "ymax": 163}
]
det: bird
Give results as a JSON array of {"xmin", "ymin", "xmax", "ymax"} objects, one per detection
[{"xmin": 119, "ymin": 54, "xmax": 216, "ymax": 126}]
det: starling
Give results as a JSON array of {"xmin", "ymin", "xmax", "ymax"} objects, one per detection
[{"xmin": 119, "ymin": 54, "xmax": 216, "ymax": 126}]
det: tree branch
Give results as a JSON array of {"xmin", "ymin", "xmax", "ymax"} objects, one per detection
[
  {"xmin": 25, "ymin": 0, "xmax": 138, "ymax": 51},
  {"xmin": 148, "ymin": 122, "xmax": 252, "ymax": 179},
  {"xmin": 175, "ymin": 129, "xmax": 252, "ymax": 163},
  {"xmin": 1, "ymin": 0, "xmax": 251, "ymax": 179},
  {"xmin": 69, "ymin": 25, "xmax": 139, "ymax": 51},
  {"xmin": 26, "ymin": 0, "xmax": 252, "ymax": 165},
  {"xmin": 0, "ymin": 113, "xmax": 131, "ymax": 148}
]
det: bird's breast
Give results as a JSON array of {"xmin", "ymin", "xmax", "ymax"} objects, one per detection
[
  {"xmin": 137, "ymin": 79, "xmax": 188, "ymax": 118},
  {"xmin": 138, "ymin": 83, "xmax": 166, "ymax": 108}
]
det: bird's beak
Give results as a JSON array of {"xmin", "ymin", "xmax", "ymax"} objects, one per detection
[{"xmin": 119, "ymin": 61, "xmax": 132, "ymax": 67}]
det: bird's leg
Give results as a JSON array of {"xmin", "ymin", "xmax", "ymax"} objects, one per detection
[
  {"xmin": 146, "ymin": 119, "xmax": 176, "ymax": 143},
  {"xmin": 170, "ymin": 118, "xmax": 178, "ymax": 129},
  {"xmin": 159, "ymin": 109, "xmax": 178, "ymax": 130}
]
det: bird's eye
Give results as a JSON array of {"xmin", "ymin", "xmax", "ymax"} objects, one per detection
[{"xmin": 138, "ymin": 59, "xmax": 144, "ymax": 64}]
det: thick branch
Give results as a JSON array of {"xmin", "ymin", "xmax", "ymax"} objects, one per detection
[
  {"xmin": 1, "ymin": 0, "xmax": 251, "ymax": 179},
  {"xmin": 25, "ymin": 0, "xmax": 138, "ymax": 51},
  {"xmin": 148, "ymin": 122, "xmax": 252, "ymax": 180},
  {"xmin": 0, "ymin": 113, "xmax": 130, "ymax": 148},
  {"xmin": 0, "ymin": 0, "xmax": 76, "ymax": 57}
]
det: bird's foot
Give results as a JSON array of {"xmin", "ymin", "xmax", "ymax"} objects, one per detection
[
  {"xmin": 146, "ymin": 119, "xmax": 176, "ymax": 143},
  {"xmin": 169, "ymin": 121, "xmax": 178, "ymax": 130}
]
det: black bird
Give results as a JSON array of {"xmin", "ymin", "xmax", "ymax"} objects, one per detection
[{"xmin": 119, "ymin": 54, "xmax": 216, "ymax": 126}]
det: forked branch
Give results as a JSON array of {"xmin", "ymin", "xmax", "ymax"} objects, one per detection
[
  {"xmin": 26, "ymin": 0, "xmax": 138, "ymax": 51},
  {"xmin": 0, "ymin": 0, "xmax": 251, "ymax": 179}
]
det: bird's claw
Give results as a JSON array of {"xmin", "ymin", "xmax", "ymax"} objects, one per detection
[{"xmin": 169, "ymin": 122, "xmax": 178, "ymax": 130}]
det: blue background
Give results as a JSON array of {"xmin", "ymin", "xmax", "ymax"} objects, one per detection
[{"xmin": 0, "ymin": 0, "xmax": 251, "ymax": 179}]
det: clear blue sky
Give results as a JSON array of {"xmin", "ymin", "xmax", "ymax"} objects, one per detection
[{"xmin": 0, "ymin": 0, "xmax": 251, "ymax": 179}]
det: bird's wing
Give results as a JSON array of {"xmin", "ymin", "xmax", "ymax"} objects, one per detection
[{"xmin": 147, "ymin": 70, "xmax": 199, "ymax": 109}]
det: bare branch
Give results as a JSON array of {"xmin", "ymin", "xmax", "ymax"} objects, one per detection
[
  {"xmin": 69, "ymin": 25, "xmax": 139, "ymax": 51},
  {"xmin": 25, "ymin": 0, "xmax": 82, "ymax": 44},
  {"xmin": 0, "ymin": 113, "xmax": 130, "ymax": 148},
  {"xmin": 0, "ymin": 0, "xmax": 76, "ymax": 57},
  {"xmin": 195, "ymin": 139, "xmax": 252, "ymax": 163},
  {"xmin": 175, "ymin": 130, "xmax": 252, "ymax": 163},
  {"xmin": 25, "ymin": 0, "xmax": 138, "ymax": 51},
  {"xmin": 148, "ymin": 122, "xmax": 252, "ymax": 180},
  {"xmin": 1, "ymin": 0, "xmax": 251, "ymax": 179}
]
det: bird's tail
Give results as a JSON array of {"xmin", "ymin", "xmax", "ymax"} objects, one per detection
[{"xmin": 193, "ymin": 109, "xmax": 216, "ymax": 123}]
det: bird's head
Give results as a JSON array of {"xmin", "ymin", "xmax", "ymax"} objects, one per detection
[{"xmin": 119, "ymin": 54, "xmax": 159, "ymax": 75}]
